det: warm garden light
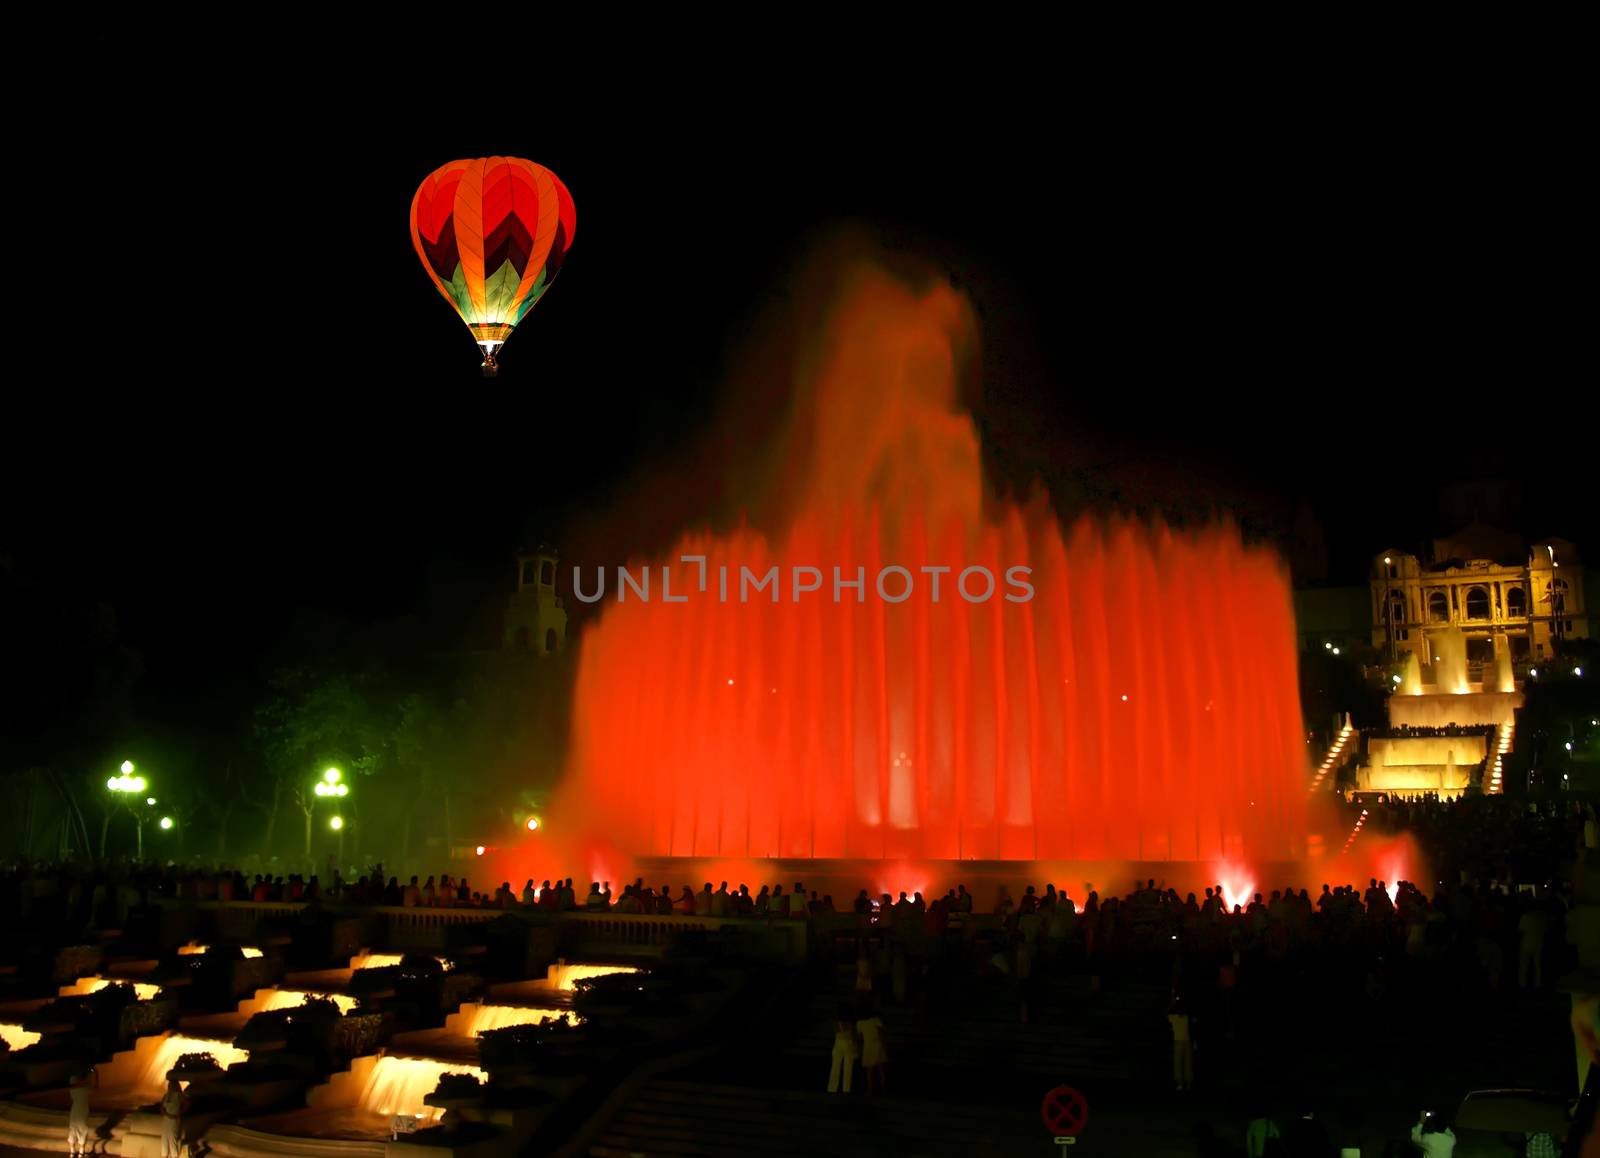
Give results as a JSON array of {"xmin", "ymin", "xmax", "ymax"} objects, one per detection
[
  {"xmin": 324, "ymin": 768, "xmax": 341, "ymax": 783},
  {"xmin": 526, "ymin": 817, "xmax": 541, "ymax": 832},
  {"xmin": 121, "ymin": 761, "xmax": 135, "ymax": 774},
  {"xmin": 159, "ymin": 817, "xmax": 173, "ymax": 830},
  {"xmin": 108, "ymin": 773, "xmax": 148, "ymax": 793},
  {"xmin": 146, "ymin": 797, "xmax": 156, "ymax": 806},
  {"xmin": 475, "ymin": 845, "xmax": 486, "ymax": 856},
  {"xmin": 329, "ymin": 816, "xmax": 344, "ymax": 830}
]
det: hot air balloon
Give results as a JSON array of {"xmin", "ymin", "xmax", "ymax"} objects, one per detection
[{"xmin": 409, "ymin": 157, "xmax": 575, "ymax": 377}]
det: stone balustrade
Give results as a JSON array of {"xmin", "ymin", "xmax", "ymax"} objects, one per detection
[{"xmin": 155, "ymin": 902, "xmax": 810, "ymax": 964}]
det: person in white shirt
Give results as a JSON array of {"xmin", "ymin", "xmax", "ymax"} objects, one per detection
[
  {"xmin": 159, "ymin": 1078, "xmax": 190, "ymax": 1158},
  {"xmin": 1411, "ymin": 1111, "xmax": 1456, "ymax": 1156},
  {"xmin": 67, "ymin": 1063, "xmax": 96, "ymax": 1158}
]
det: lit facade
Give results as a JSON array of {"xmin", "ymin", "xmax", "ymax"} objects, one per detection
[{"xmin": 1372, "ymin": 526, "xmax": 1588, "ymax": 669}]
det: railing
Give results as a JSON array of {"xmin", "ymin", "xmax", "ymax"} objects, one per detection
[{"xmin": 155, "ymin": 902, "xmax": 811, "ymax": 963}]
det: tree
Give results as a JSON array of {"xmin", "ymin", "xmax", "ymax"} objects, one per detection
[
  {"xmin": 0, "ymin": 550, "xmax": 142, "ymax": 860},
  {"xmin": 253, "ymin": 667, "xmax": 390, "ymax": 862}
]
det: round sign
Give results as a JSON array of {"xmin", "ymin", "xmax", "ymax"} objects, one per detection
[{"xmin": 1042, "ymin": 1085, "xmax": 1088, "ymax": 1137}]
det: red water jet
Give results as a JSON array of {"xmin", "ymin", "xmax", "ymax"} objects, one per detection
[{"xmin": 558, "ymin": 260, "xmax": 1308, "ymax": 866}]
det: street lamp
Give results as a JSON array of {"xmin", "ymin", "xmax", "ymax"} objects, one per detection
[
  {"xmin": 310, "ymin": 767, "xmax": 350, "ymax": 865},
  {"xmin": 107, "ymin": 762, "xmax": 152, "ymax": 858},
  {"xmin": 159, "ymin": 816, "xmax": 173, "ymax": 831}
]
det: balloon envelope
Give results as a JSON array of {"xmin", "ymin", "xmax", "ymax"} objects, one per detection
[{"xmin": 410, "ymin": 157, "xmax": 575, "ymax": 375}]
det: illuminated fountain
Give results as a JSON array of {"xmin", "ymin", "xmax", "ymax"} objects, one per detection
[
  {"xmin": 1432, "ymin": 628, "xmax": 1470, "ymax": 696},
  {"xmin": 1400, "ymin": 652, "xmax": 1423, "ymax": 696},
  {"xmin": 561, "ymin": 261, "xmax": 1308, "ymax": 874},
  {"xmin": 1361, "ymin": 627, "xmax": 1524, "ymax": 799},
  {"xmin": 135, "ymin": 1035, "xmax": 249, "ymax": 1097},
  {"xmin": 452, "ymin": 1004, "xmax": 572, "ymax": 1035},
  {"xmin": 545, "ymin": 963, "xmax": 637, "ymax": 992},
  {"xmin": 31, "ymin": 1033, "xmax": 251, "ymax": 1111},
  {"xmin": 284, "ymin": 952, "xmax": 450, "ymax": 994},
  {"xmin": 239, "ymin": 1055, "xmax": 485, "ymax": 1138},
  {"xmin": 355, "ymin": 1056, "xmax": 484, "ymax": 1122},
  {"xmin": 0, "ymin": 1023, "xmax": 41, "ymax": 1051},
  {"xmin": 387, "ymin": 1000, "xmax": 577, "ymax": 1068},
  {"xmin": 178, "ymin": 985, "xmax": 358, "ymax": 1042},
  {"xmin": 253, "ymin": 989, "xmax": 359, "ymax": 1015},
  {"xmin": 347, "ymin": 953, "xmax": 403, "ymax": 972},
  {"xmin": 59, "ymin": 977, "xmax": 163, "ymax": 1001},
  {"xmin": 486, "ymin": 962, "xmax": 640, "ymax": 1005}
]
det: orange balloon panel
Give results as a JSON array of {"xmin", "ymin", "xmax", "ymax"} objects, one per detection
[{"xmin": 410, "ymin": 157, "xmax": 575, "ymax": 372}]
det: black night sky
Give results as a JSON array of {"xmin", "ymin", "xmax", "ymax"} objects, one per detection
[{"xmin": 5, "ymin": 60, "xmax": 1594, "ymax": 754}]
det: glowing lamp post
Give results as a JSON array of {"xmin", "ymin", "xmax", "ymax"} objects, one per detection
[
  {"xmin": 106, "ymin": 761, "xmax": 152, "ymax": 858},
  {"xmin": 314, "ymin": 768, "xmax": 350, "ymax": 861}
]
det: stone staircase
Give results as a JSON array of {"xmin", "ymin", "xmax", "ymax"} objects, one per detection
[
  {"xmin": 781, "ymin": 966, "xmax": 1171, "ymax": 1088},
  {"xmin": 588, "ymin": 1079, "xmax": 1044, "ymax": 1157},
  {"xmin": 580, "ymin": 963, "xmax": 1201, "ymax": 1157}
]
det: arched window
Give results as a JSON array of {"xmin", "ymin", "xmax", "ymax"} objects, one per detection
[
  {"xmin": 1506, "ymin": 587, "xmax": 1526, "ymax": 618},
  {"xmin": 515, "ymin": 626, "xmax": 530, "ymax": 649},
  {"xmin": 544, "ymin": 628, "xmax": 558, "ymax": 653},
  {"xmin": 1465, "ymin": 587, "xmax": 1489, "ymax": 621},
  {"xmin": 540, "ymin": 560, "xmax": 554, "ymax": 587},
  {"xmin": 1427, "ymin": 591, "xmax": 1450, "ymax": 623}
]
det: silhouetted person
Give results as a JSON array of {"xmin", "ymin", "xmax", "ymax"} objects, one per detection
[
  {"xmin": 827, "ymin": 1001, "xmax": 858, "ymax": 1093},
  {"xmin": 1281, "ymin": 1109, "xmax": 1331, "ymax": 1157},
  {"xmin": 1411, "ymin": 1111, "xmax": 1455, "ymax": 1156}
]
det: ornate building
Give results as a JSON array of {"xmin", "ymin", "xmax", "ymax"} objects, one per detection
[
  {"xmin": 1371, "ymin": 524, "xmax": 1588, "ymax": 670},
  {"xmin": 503, "ymin": 545, "xmax": 567, "ymax": 654}
]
